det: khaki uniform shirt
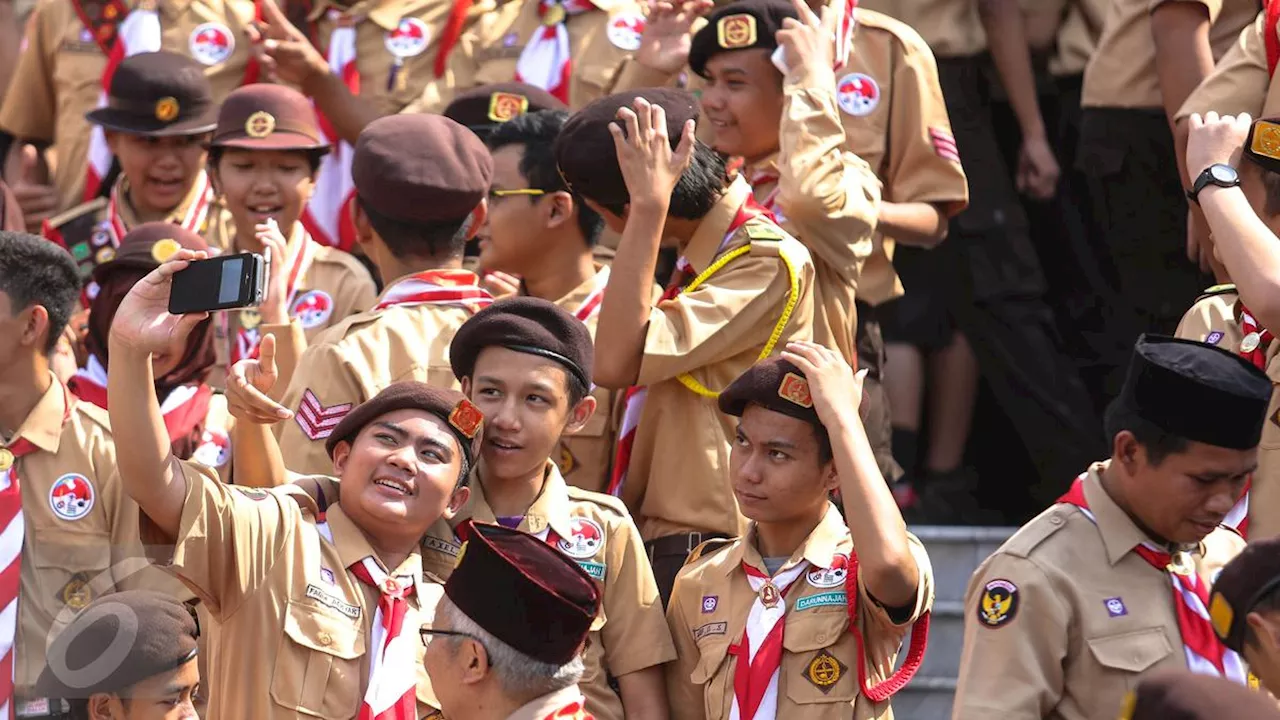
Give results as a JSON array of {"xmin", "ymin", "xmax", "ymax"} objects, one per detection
[
  {"xmin": 1176, "ymin": 284, "xmax": 1280, "ymax": 541},
  {"xmin": 419, "ymin": 461, "xmax": 675, "ymax": 720},
  {"xmin": 665, "ymin": 504, "xmax": 934, "ymax": 720},
  {"xmin": 0, "ymin": 0, "xmax": 255, "ymax": 211},
  {"xmin": 1177, "ymin": 10, "xmax": 1280, "ymax": 120},
  {"xmin": 952, "ymin": 463, "xmax": 1246, "ymax": 720},
  {"xmin": 404, "ymin": 0, "xmax": 643, "ymax": 112},
  {"xmin": 274, "ymin": 269, "xmax": 482, "ymax": 475},
  {"xmin": 143, "ymin": 462, "xmax": 442, "ymax": 718},
  {"xmin": 624, "ymin": 177, "xmax": 816, "ymax": 541},
  {"xmin": 1081, "ymin": 0, "xmax": 1257, "ymax": 109},
  {"xmin": 857, "ymin": 0, "xmax": 987, "ymax": 59},
  {"xmin": 1025, "ymin": 0, "xmax": 1107, "ymax": 77}
]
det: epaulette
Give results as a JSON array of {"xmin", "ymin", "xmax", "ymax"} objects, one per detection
[
  {"xmin": 745, "ymin": 223, "xmax": 785, "ymax": 242},
  {"xmin": 1002, "ymin": 507, "xmax": 1073, "ymax": 559},
  {"xmin": 684, "ymin": 537, "xmax": 734, "ymax": 566},
  {"xmin": 1197, "ymin": 283, "xmax": 1238, "ymax": 302},
  {"xmin": 71, "ymin": 400, "xmax": 112, "ymax": 433},
  {"xmin": 564, "ymin": 486, "xmax": 630, "ymax": 519}
]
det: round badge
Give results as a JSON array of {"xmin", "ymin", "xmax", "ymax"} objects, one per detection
[
  {"xmin": 90, "ymin": 228, "xmax": 111, "ymax": 247},
  {"xmin": 151, "ymin": 238, "xmax": 181, "ymax": 264},
  {"xmin": 85, "ymin": 282, "xmax": 101, "ymax": 302},
  {"xmin": 154, "ymin": 97, "xmax": 180, "ymax": 123},
  {"xmin": 542, "ymin": 3, "xmax": 566, "ymax": 26},
  {"xmin": 606, "ymin": 12, "xmax": 645, "ymax": 51},
  {"xmin": 290, "ymin": 290, "xmax": 335, "ymax": 329},
  {"xmin": 977, "ymin": 578, "xmax": 1019, "ymax": 628},
  {"xmin": 1242, "ymin": 332, "xmax": 1261, "ymax": 353},
  {"xmin": 189, "ymin": 22, "xmax": 236, "ymax": 66},
  {"xmin": 245, "ymin": 111, "xmax": 276, "ymax": 138},
  {"xmin": 385, "ymin": 17, "xmax": 430, "ymax": 58},
  {"xmin": 240, "ymin": 308, "xmax": 262, "ymax": 331},
  {"xmin": 95, "ymin": 247, "xmax": 116, "ymax": 264},
  {"xmin": 49, "ymin": 473, "xmax": 96, "ymax": 521},
  {"xmin": 502, "ymin": 31, "xmax": 520, "ymax": 47},
  {"xmin": 836, "ymin": 72, "xmax": 880, "ymax": 117},
  {"xmin": 192, "ymin": 429, "xmax": 231, "ymax": 467},
  {"xmin": 807, "ymin": 554, "xmax": 849, "ymax": 588},
  {"xmin": 0, "ymin": 448, "xmax": 13, "ymax": 472},
  {"xmin": 556, "ymin": 517, "xmax": 605, "ymax": 559}
]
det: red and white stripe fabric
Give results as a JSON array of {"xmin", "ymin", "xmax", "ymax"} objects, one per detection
[
  {"xmin": 573, "ymin": 272, "xmax": 608, "ymax": 324},
  {"xmin": 1059, "ymin": 476, "xmax": 1248, "ymax": 683},
  {"xmin": 231, "ymin": 237, "xmax": 316, "ymax": 363},
  {"xmin": 373, "ymin": 269, "xmax": 494, "ymax": 312},
  {"xmin": 350, "ymin": 556, "xmax": 419, "ymax": 720},
  {"xmin": 727, "ymin": 561, "xmax": 810, "ymax": 720},
  {"xmin": 302, "ymin": 11, "xmax": 360, "ymax": 252},
  {"xmin": 1223, "ymin": 479, "xmax": 1250, "ymax": 539},
  {"xmin": 84, "ymin": 8, "xmax": 163, "ymax": 200},
  {"xmin": 103, "ymin": 172, "xmax": 214, "ymax": 248},
  {"xmin": 929, "ymin": 127, "xmax": 960, "ymax": 163},
  {"xmin": 514, "ymin": 0, "xmax": 598, "ymax": 103},
  {"xmin": 1239, "ymin": 305, "xmax": 1273, "ymax": 371},
  {"xmin": 831, "ymin": 0, "xmax": 858, "ymax": 72},
  {"xmin": 0, "ymin": 437, "xmax": 32, "ymax": 720}
]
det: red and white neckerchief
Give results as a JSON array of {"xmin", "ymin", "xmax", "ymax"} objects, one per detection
[
  {"xmin": 744, "ymin": 166, "xmax": 783, "ymax": 220},
  {"xmin": 84, "ymin": 8, "xmax": 162, "ymax": 200},
  {"xmin": 540, "ymin": 699, "xmax": 590, "ymax": 720},
  {"xmin": 68, "ymin": 356, "xmax": 214, "ymax": 446},
  {"xmin": 229, "ymin": 236, "xmax": 316, "ymax": 363},
  {"xmin": 831, "ymin": 0, "xmax": 858, "ymax": 72},
  {"xmin": 435, "ymin": 0, "xmax": 476, "ymax": 77},
  {"xmin": 571, "ymin": 271, "xmax": 608, "ymax": 324},
  {"xmin": 104, "ymin": 172, "xmax": 214, "ymax": 247},
  {"xmin": 301, "ymin": 9, "xmax": 360, "ymax": 252},
  {"xmin": 1059, "ymin": 476, "xmax": 1248, "ymax": 683},
  {"xmin": 374, "ymin": 269, "xmax": 494, "ymax": 312},
  {"xmin": 727, "ymin": 560, "xmax": 810, "ymax": 720},
  {"xmin": 1239, "ymin": 305, "xmax": 1273, "ymax": 371},
  {"xmin": 514, "ymin": 0, "xmax": 599, "ymax": 103},
  {"xmin": 607, "ymin": 198, "xmax": 777, "ymax": 496}
]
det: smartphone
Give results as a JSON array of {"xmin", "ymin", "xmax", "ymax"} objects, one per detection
[{"xmin": 168, "ymin": 253, "xmax": 266, "ymax": 314}]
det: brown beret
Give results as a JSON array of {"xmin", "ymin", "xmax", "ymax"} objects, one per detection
[
  {"xmin": 449, "ymin": 297, "xmax": 593, "ymax": 388},
  {"xmin": 92, "ymin": 221, "xmax": 209, "ymax": 285},
  {"xmin": 210, "ymin": 83, "xmax": 329, "ymax": 152},
  {"xmin": 85, "ymin": 52, "xmax": 217, "ymax": 137},
  {"xmin": 352, "ymin": 114, "xmax": 493, "ymax": 224},
  {"xmin": 36, "ymin": 590, "xmax": 199, "ymax": 698},
  {"xmin": 1209, "ymin": 536, "xmax": 1280, "ymax": 651},
  {"xmin": 445, "ymin": 520, "xmax": 600, "ymax": 665},
  {"xmin": 325, "ymin": 381, "xmax": 484, "ymax": 466},
  {"xmin": 689, "ymin": 0, "xmax": 797, "ymax": 76},
  {"xmin": 1119, "ymin": 670, "xmax": 1280, "ymax": 720},
  {"xmin": 444, "ymin": 82, "xmax": 568, "ymax": 138},
  {"xmin": 719, "ymin": 356, "xmax": 820, "ymax": 426},
  {"xmin": 1245, "ymin": 117, "xmax": 1280, "ymax": 175},
  {"xmin": 554, "ymin": 88, "xmax": 700, "ymax": 208}
]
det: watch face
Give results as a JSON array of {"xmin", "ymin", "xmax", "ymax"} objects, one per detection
[{"xmin": 1211, "ymin": 164, "xmax": 1239, "ymax": 184}]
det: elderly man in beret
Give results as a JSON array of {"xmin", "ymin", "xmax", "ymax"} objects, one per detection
[
  {"xmin": 105, "ymin": 244, "xmax": 486, "ymax": 718},
  {"xmin": 1207, "ymin": 535, "xmax": 1280, "ymax": 695},
  {"xmin": 36, "ymin": 591, "xmax": 200, "ymax": 720}
]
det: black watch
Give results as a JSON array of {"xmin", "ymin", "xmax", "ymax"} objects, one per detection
[{"xmin": 1187, "ymin": 163, "xmax": 1240, "ymax": 203}]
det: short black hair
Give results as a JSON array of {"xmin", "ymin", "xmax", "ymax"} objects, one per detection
[
  {"xmin": 1244, "ymin": 583, "xmax": 1280, "ymax": 652},
  {"xmin": 1103, "ymin": 403, "xmax": 1192, "ymax": 466},
  {"xmin": 0, "ymin": 231, "xmax": 80, "ymax": 355},
  {"xmin": 594, "ymin": 142, "xmax": 728, "ymax": 220},
  {"xmin": 356, "ymin": 197, "xmax": 470, "ymax": 261},
  {"xmin": 814, "ymin": 426, "xmax": 833, "ymax": 465},
  {"xmin": 207, "ymin": 146, "xmax": 327, "ymax": 175},
  {"xmin": 487, "ymin": 111, "xmax": 604, "ymax": 247}
]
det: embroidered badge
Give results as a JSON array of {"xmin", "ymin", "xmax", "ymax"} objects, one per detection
[
  {"xmin": 95, "ymin": 247, "xmax": 116, "ymax": 265},
  {"xmin": 305, "ymin": 583, "xmax": 361, "ymax": 619},
  {"xmin": 796, "ymin": 591, "xmax": 847, "ymax": 611},
  {"xmin": 779, "ymin": 372, "xmax": 814, "ymax": 409},
  {"xmin": 154, "ymin": 97, "xmax": 180, "ymax": 122},
  {"xmin": 448, "ymin": 398, "xmax": 483, "ymax": 439},
  {"xmin": 320, "ymin": 567, "xmax": 336, "ymax": 585},
  {"xmin": 385, "ymin": 17, "xmax": 430, "ymax": 58},
  {"xmin": 978, "ymin": 579, "xmax": 1018, "ymax": 628},
  {"xmin": 716, "ymin": 13, "xmax": 756, "ymax": 49},
  {"xmin": 56, "ymin": 572, "xmax": 94, "ymax": 610},
  {"xmin": 606, "ymin": 12, "xmax": 645, "ymax": 51},
  {"xmin": 694, "ymin": 621, "xmax": 727, "ymax": 640},
  {"xmin": 290, "ymin": 290, "xmax": 334, "ymax": 329},
  {"xmin": 804, "ymin": 649, "xmax": 846, "ymax": 693},
  {"xmin": 189, "ymin": 23, "xmax": 235, "ymax": 65},
  {"xmin": 295, "ymin": 390, "xmax": 353, "ymax": 441},
  {"xmin": 245, "ymin": 111, "xmax": 276, "ymax": 138},
  {"xmin": 192, "ymin": 429, "xmax": 231, "ymax": 468},
  {"xmin": 1251, "ymin": 120, "xmax": 1280, "ymax": 160},
  {"xmin": 90, "ymin": 229, "xmax": 112, "ymax": 247},
  {"xmin": 1104, "ymin": 596, "xmax": 1127, "ymax": 618},
  {"xmin": 556, "ymin": 517, "xmax": 605, "ymax": 559},
  {"xmin": 1210, "ymin": 591, "xmax": 1235, "ymax": 640},
  {"xmin": 1205, "ymin": 330, "xmax": 1224, "ymax": 346},
  {"xmin": 577, "ymin": 561, "xmax": 606, "ymax": 580},
  {"xmin": 424, "ymin": 535, "xmax": 461, "ymax": 557},
  {"xmin": 701, "ymin": 595, "xmax": 718, "ymax": 613},
  {"xmin": 49, "ymin": 474, "xmax": 95, "ymax": 521},
  {"xmin": 151, "ymin": 238, "xmax": 182, "ymax": 264},
  {"xmin": 930, "ymin": 127, "xmax": 960, "ymax": 163},
  {"xmin": 488, "ymin": 92, "xmax": 529, "ymax": 123},
  {"xmin": 835, "ymin": 72, "xmax": 880, "ymax": 117},
  {"xmin": 556, "ymin": 442, "xmax": 577, "ymax": 476},
  {"xmin": 806, "ymin": 554, "xmax": 848, "ymax": 588},
  {"xmin": 0, "ymin": 448, "xmax": 13, "ymax": 472}
]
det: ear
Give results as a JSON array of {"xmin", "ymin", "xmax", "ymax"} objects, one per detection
[
  {"xmin": 442, "ymin": 485, "xmax": 471, "ymax": 521},
  {"xmin": 462, "ymin": 200, "xmax": 488, "ymax": 241},
  {"xmin": 87, "ymin": 693, "xmax": 117, "ymax": 720},
  {"xmin": 21, "ymin": 304, "xmax": 50, "ymax": 354},
  {"xmin": 460, "ymin": 376, "xmax": 473, "ymax": 397},
  {"xmin": 545, "ymin": 191, "xmax": 573, "ymax": 230},
  {"xmin": 331, "ymin": 439, "xmax": 353, "ymax": 476},
  {"xmin": 1113, "ymin": 431, "xmax": 1142, "ymax": 475},
  {"xmin": 352, "ymin": 200, "xmax": 374, "ymax": 246},
  {"xmin": 821, "ymin": 462, "xmax": 840, "ymax": 493},
  {"xmin": 1248, "ymin": 610, "xmax": 1280, "ymax": 649},
  {"xmin": 562, "ymin": 394, "xmax": 597, "ymax": 435},
  {"xmin": 460, "ymin": 639, "xmax": 491, "ymax": 685}
]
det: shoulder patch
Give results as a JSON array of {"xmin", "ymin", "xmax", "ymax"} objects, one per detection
[
  {"xmin": 976, "ymin": 578, "xmax": 1019, "ymax": 628},
  {"xmin": 745, "ymin": 223, "xmax": 784, "ymax": 241},
  {"xmin": 1002, "ymin": 508, "xmax": 1072, "ymax": 559},
  {"xmin": 685, "ymin": 537, "xmax": 734, "ymax": 565}
]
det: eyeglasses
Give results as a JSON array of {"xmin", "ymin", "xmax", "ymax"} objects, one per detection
[
  {"xmin": 488, "ymin": 188, "xmax": 546, "ymax": 200},
  {"xmin": 419, "ymin": 623, "xmax": 487, "ymax": 649}
]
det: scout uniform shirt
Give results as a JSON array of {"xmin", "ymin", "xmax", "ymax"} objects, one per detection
[
  {"xmin": 857, "ymin": 0, "xmax": 987, "ymax": 59},
  {"xmin": 404, "ymin": 0, "xmax": 647, "ymax": 113},
  {"xmin": 141, "ymin": 461, "xmax": 444, "ymax": 719},
  {"xmin": 0, "ymin": 0, "xmax": 255, "ymax": 211},
  {"xmin": 1175, "ymin": 284, "xmax": 1280, "ymax": 540},
  {"xmin": 1177, "ymin": 9, "xmax": 1280, "ymax": 122},
  {"xmin": 1025, "ymin": 0, "xmax": 1108, "ymax": 78},
  {"xmin": 419, "ymin": 460, "xmax": 676, "ymax": 720},
  {"xmin": 274, "ymin": 268, "xmax": 490, "ymax": 475},
  {"xmin": 952, "ymin": 463, "xmax": 1247, "ymax": 720},
  {"xmin": 205, "ymin": 219, "xmax": 377, "ymax": 390},
  {"xmin": 618, "ymin": 176, "xmax": 816, "ymax": 542},
  {"xmin": 506, "ymin": 685, "xmax": 592, "ymax": 720},
  {"xmin": 664, "ymin": 503, "xmax": 935, "ymax": 720},
  {"xmin": 1080, "ymin": 0, "xmax": 1257, "ymax": 111}
]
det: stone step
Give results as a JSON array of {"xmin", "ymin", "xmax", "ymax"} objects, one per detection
[{"xmin": 894, "ymin": 677, "xmax": 957, "ymax": 720}]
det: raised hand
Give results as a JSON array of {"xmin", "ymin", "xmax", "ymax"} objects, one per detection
[
  {"xmin": 776, "ymin": 0, "xmax": 836, "ymax": 74},
  {"xmin": 256, "ymin": 218, "xmax": 292, "ymax": 324},
  {"xmin": 226, "ymin": 333, "xmax": 293, "ymax": 424},
  {"xmin": 7, "ymin": 144, "xmax": 58, "ymax": 232},
  {"xmin": 1185, "ymin": 111, "xmax": 1251, "ymax": 185},
  {"xmin": 609, "ymin": 97, "xmax": 696, "ymax": 211},
  {"xmin": 636, "ymin": 0, "xmax": 714, "ymax": 74},
  {"xmin": 247, "ymin": 0, "xmax": 329, "ymax": 89},
  {"xmin": 108, "ymin": 249, "xmax": 210, "ymax": 357},
  {"xmin": 780, "ymin": 340, "xmax": 866, "ymax": 427}
]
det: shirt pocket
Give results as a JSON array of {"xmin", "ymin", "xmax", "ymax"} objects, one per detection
[
  {"xmin": 270, "ymin": 600, "xmax": 367, "ymax": 718},
  {"xmin": 1085, "ymin": 627, "xmax": 1174, "ymax": 708},
  {"xmin": 31, "ymin": 531, "xmax": 111, "ymax": 616},
  {"xmin": 689, "ymin": 637, "xmax": 734, "ymax": 719},
  {"xmin": 781, "ymin": 614, "xmax": 859, "ymax": 711}
]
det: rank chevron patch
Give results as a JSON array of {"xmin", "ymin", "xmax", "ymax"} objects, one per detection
[{"xmin": 295, "ymin": 390, "xmax": 352, "ymax": 441}]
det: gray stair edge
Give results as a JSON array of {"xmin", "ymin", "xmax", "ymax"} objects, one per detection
[
  {"xmin": 906, "ymin": 526, "xmax": 1018, "ymax": 543},
  {"xmin": 899, "ymin": 677, "xmax": 958, "ymax": 691}
]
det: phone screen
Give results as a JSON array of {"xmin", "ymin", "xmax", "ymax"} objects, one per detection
[{"xmin": 218, "ymin": 257, "xmax": 244, "ymax": 304}]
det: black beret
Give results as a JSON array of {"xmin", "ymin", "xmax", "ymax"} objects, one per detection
[
  {"xmin": 1110, "ymin": 334, "xmax": 1271, "ymax": 450},
  {"xmin": 1209, "ymin": 536, "xmax": 1280, "ymax": 652},
  {"xmin": 719, "ymin": 356, "xmax": 820, "ymax": 426},
  {"xmin": 92, "ymin": 222, "xmax": 209, "ymax": 284},
  {"xmin": 554, "ymin": 88, "xmax": 700, "ymax": 208},
  {"xmin": 85, "ymin": 52, "xmax": 217, "ymax": 136},
  {"xmin": 689, "ymin": 0, "xmax": 797, "ymax": 76},
  {"xmin": 352, "ymin": 114, "xmax": 493, "ymax": 225},
  {"xmin": 444, "ymin": 82, "xmax": 568, "ymax": 139},
  {"xmin": 1120, "ymin": 670, "xmax": 1280, "ymax": 720},
  {"xmin": 449, "ymin": 297, "xmax": 593, "ymax": 388},
  {"xmin": 446, "ymin": 520, "xmax": 600, "ymax": 665},
  {"xmin": 325, "ymin": 381, "xmax": 484, "ymax": 466},
  {"xmin": 1245, "ymin": 117, "xmax": 1280, "ymax": 175},
  {"xmin": 36, "ymin": 590, "xmax": 199, "ymax": 698}
]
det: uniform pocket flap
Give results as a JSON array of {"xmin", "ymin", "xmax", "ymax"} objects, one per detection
[
  {"xmin": 1087, "ymin": 628, "xmax": 1173, "ymax": 673},
  {"xmin": 689, "ymin": 638, "xmax": 732, "ymax": 685},
  {"xmin": 283, "ymin": 602, "xmax": 367, "ymax": 659},
  {"xmin": 32, "ymin": 533, "xmax": 111, "ymax": 570},
  {"xmin": 782, "ymin": 611, "xmax": 848, "ymax": 653}
]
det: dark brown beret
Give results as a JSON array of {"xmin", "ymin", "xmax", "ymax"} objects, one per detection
[
  {"xmin": 554, "ymin": 88, "xmax": 700, "ymax": 208},
  {"xmin": 689, "ymin": 0, "xmax": 797, "ymax": 76},
  {"xmin": 352, "ymin": 114, "xmax": 493, "ymax": 225},
  {"xmin": 1120, "ymin": 670, "xmax": 1280, "ymax": 720},
  {"xmin": 444, "ymin": 82, "xmax": 568, "ymax": 138},
  {"xmin": 210, "ymin": 83, "xmax": 329, "ymax": 152},
  {"xmin": 325, "ymin": 381, "xmax": 484, "ymax": 466},
  {"xmin": 1209, "ymin": 536, "xmax": 1280, "ymax": 651},
  {"xmin": 719, "ymin": 356, "xmax": 820, "ymax": 426},
  {"xmin": 85, "ymin": 52, "xmax": 217, "ymax": 137},
  {"xmin": 36, "ymin": 590, "xmax": 199, "ymax": 698},
  {"xmin": 446, "ymin": 520, "xmax": 600, "ymax": 665},
  {"xmin": 1245, "ymin": 117, "xmax": 1280, "ymax": 176},
  {"xmin": 449, "ymin": 296, "xmax": 593, "ymax": 388},
  {"xmin": 92, "ymin": 222, "xmax": 209, "ymax": 285}
]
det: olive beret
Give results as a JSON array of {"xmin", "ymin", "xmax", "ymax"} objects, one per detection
[
  {"xmin": 449, "ymin": 296, "xmax": 593, "ymax": 388},
  {"xmin": 689, "ymin": 0, "xmax": 797, "ymax": 76},
  {"xmin": 325, "ymin": 381, "xmax": 484, "ymax": 466},
  {"xmin": 1119, "ymin": 670, "xmax": 1280, "ymax": 720}
]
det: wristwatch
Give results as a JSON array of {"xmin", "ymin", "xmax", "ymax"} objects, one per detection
[{"xmin": 1187, "ymin": 163, "xmax": 1240, "ymax": 203}]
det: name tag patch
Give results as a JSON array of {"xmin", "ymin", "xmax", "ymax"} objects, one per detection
[
  {"xmin": 424, "ymin": 536, "xmax": 461, "ymax": 557},
  {"xmin": 694, "ymin": 621, "xmax": 727, "ymax": 640},
  {"xmin": 577, "ymin": 561, "xmax": 606, "ymax": 580},
  {"xmin": 796, "ymin": 591, "xmax": 846, "ymax": 611},
  {"xmin": 306, "ymin": 583, "xmax": 361, "ymax": 619}
]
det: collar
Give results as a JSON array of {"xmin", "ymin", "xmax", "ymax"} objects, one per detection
[
  {"xmin": 10, "ymin": 375, "xmax": 69, "ymax": 454},
  {"xmin": 308, "ymin": 0, "xmax": 414, "ymax": 32},
  {"xmin": 324, "ymin": 503, "xmax": 428, "ymax": 599},
  {"xmin": 550, "ymin": 263, "xmax": 609, "ymax": 311},
  {"xmin": 743, "ymin": 155, "xmax": 781, "ymax": 185},
  {"xmin": 724, "ymin": 502, "xmax": 848, "ymax": 576},
  {"xmin": 682, "ymin": 176, "xmax": 753, "ymax": 275},
  {"xmin": 507, "ymin": 686, "xmax": 586, "ymax": 720},
  {"xmin": 1081, "ymin": 462, "xmax": 1196, "ymax": 565},
  {"xmin": 374, "ymin": 268, "xmax": 483, "ymax": 303},
  {"xmin": 460, "ymin": 461, "xmax": 576, "ymax": 541},
  {"xmin": 114, "ymin": 172, "xmax": 208, "ymax": 228}
]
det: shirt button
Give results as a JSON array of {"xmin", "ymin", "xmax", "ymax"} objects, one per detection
[
  {"xmin": 1050, "ymin": 516, "xmax": 1063, "ymax": 526},
  {"xmin": 318, "ymin": 632, "xmax": 333, "ymax": 646},
  {"xmin": 815, "ymin": 632, "xmax": 826, "ymax": 642}
]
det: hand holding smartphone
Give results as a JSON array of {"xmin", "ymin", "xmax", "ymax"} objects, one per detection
[{"xmin": 167, "ymin": 253, "xmax": 267, "ymax": 315}]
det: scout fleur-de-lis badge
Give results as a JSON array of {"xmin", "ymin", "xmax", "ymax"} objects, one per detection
[{"xmin": 759, "ymin": 581, "xmax": 780, "ymax": 609}]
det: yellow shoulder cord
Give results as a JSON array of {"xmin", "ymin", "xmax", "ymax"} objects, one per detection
[{"xmin": 674, "ymin": 243, "xmax": 802, "ymax": 398}]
